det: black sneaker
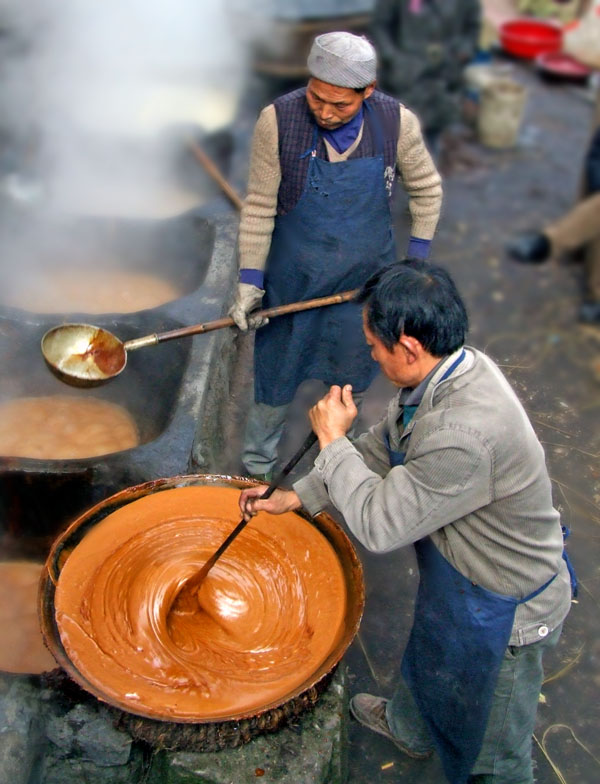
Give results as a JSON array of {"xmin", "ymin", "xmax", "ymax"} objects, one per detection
[
  {"xmin": 506, "ymin": 232, "xmax": 551, "ymax": 263},
  {"xmin": 349, "ymin": 693, "xmax": 433, "ymax": 760},
  {"xmin": 579, "ymin": 301, "xmax": 600, "ymax": 325}
]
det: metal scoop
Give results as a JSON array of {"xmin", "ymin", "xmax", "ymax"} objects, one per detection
[
  {"xmin": 169, "ymin": 430, "xmax": 318, "ymax": 617},
  {"xmin": 41, "ymin": 289, "xmax": 358, "ymax": 386}
]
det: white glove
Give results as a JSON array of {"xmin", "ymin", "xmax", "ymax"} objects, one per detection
[{"xmin": 228, "ymin": 282, "xmax": 268, "ymax": 331}]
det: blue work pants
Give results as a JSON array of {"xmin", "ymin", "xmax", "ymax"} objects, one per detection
[{"xmin": 386, "ymin": 624, "xmax": 563, "ymax": 783}]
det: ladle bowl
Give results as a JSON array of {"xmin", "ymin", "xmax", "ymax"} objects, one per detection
[
  {"xmin": 41, "ymin": 289, "xmax": 359, "ymax": 386},
  {"xmin": 41, "ymin": 323, "xmax": 129, "ymax": 384}
]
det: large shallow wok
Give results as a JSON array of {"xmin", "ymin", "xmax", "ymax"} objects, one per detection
[{"xmin": 39, "ymin": 474, "xmax": 364, "ymax": 751}]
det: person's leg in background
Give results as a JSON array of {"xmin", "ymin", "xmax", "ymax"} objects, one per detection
[
  {"xmin": 468, "ymin": 624, "xmax": 562, "ymax": 783},
  {"xmin": 581, "ymin": 232, "xmax": 600, "ymax": 322},
  {"xmin": 241, "ymin": 385, "xmax": 371, "ymax": 479},
  {"xmin": 241, "ymin": 400, "xmax": 289, "ymax": 479},
  {"xmin": 545, "ymin": 194, "xmax": 600, "ymax": 324},
  {"xmin": 508, "ymin": 193, "xmax": 600, "ymax": 323}
]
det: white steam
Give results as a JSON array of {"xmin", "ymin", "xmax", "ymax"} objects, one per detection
[{"xmin": 0, "ymin": 0, "xmax": 249, "ymax": 217}]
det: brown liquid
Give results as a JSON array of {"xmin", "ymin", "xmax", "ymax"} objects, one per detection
[
  {"xmin": 83, "ymin": 334, "xmax": 126, "ymax": 377},
  {"xmin": 2, "ymin": 269, "xmax": 180, "ymax": 314},
  {"xmin": 54, "ymin": 486, "xmax": 347, "ymax": 720},
  {"xmin": 0, "ymin": 561, "xmax": 57, "ymax": 674},
  {"xmin": 0, "ymin": 396, "xmax": 139, "ymax": 459}
]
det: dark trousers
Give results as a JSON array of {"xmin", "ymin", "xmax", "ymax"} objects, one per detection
[{"xmin": 387, "ymin": 624, "xmax": 563, "ymax": 783}]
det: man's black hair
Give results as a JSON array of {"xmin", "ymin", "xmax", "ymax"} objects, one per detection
[{"xmin": 356, "ymin": 259, "xmax": 468, "ymax": 356}]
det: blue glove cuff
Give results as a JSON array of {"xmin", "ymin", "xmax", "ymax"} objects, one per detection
[
  {"xmin": 239, "ymin": 268, "xmax": 265, "ymax": 288},
  {"xmin": 407, "ymin": 237, "xmax": 431, "ymax": 260}
]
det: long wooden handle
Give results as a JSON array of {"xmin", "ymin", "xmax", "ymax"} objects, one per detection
[
  {"xmin": 124, "ymin": 288, "xmax": 359, "ymax": 349},
  {"xmin": 188, "ymin": 140, "xmax": 244, "ymax": 211},
  {"xmin": 178, "ymin": 431, "xmax": 318, "ymax": 594}
]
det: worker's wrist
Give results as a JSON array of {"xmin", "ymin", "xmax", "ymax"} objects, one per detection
[
  {"xmin": 406, "ymin": 237, "xmax": 431, "ymax": 260},
  {"xmin": 239, "ymin": 268, "xmax": 265, "ymax": 288},
  {"xmin": 317, "ymin": 432, "xmax": 347, "ymax": 451}
]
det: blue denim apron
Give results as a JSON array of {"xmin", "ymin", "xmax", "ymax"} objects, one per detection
[
  {"xmin": 254, "ymin": 103, "xmax": 396, "ymax": 407},
  {"xmin": 384, "ymin": 352, "xmax": 570, "ymax": 783}
]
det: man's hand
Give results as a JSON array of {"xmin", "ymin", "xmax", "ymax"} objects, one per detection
[
  {"xmin": 239, "ymin": 487, "xmax": 302, "ymax": 521},
  {"xmin": 309, "ymin": 384, "xmax": 357, "ymax": 450},
  {"xmin": 228, "ymin": 282, "xmax": 268, "ymax": 331}
]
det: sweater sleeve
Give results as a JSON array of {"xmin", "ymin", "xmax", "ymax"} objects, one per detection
[
  {"xmin": 311, "ymin": 426, "xmax": 493, "ymax": 554},
  {"xmin": 238, "ymin": 105, "xmax": 281, "ymax": 272},
  {"xmin": 293, "ymin": 417, "xmax": 393, "ymax": 517},
  {"xmin": 396, "ymin": 105, "xmax": 443, "ymax": 240}
]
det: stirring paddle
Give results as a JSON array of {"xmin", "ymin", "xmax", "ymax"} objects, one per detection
[{"xmin": 169, "ymin": 430, "xmax": 318, "ymax": 616}]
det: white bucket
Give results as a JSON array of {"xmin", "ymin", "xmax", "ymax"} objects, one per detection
[{"xmin": 477, "ymin": 78, "xmax": 528, "ymax": 149}]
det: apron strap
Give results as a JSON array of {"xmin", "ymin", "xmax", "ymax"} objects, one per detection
[
  {"xmin": 440, "ymin": 349, "xmax": 466, "ymax": 382},
  {"xmin": 518, "ymin": 571, "xmax": 558, "ymax": 604},
  {"xmin": 385, "ymin": 349, "xmax": 467, "ymax": 459},
  {"xmin": 561, "ymin": 525, "xmax": 578, "ymax": 597}
]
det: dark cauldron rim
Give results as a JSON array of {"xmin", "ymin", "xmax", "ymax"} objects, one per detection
[{"xmin": 39, "ymin": 473, "xmax": 365, "ymax": 725}]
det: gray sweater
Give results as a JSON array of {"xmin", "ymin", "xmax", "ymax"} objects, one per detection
[{"xmin": 294, "ymin": 348, "xmax": 572, "ymax": 646}]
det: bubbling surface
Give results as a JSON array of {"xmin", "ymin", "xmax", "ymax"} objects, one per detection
[
  {"xmin": 0, "ymin": 395, "xmax": 139, "ymax": 459},
  {"xmin": 54, "ymin": 486, "xmax": 347, "ymax": 720}
]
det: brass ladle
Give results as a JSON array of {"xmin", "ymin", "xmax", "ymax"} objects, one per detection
[{"xmin": 41, "ymin": 289, "xmax": 358, "ymax": 386}]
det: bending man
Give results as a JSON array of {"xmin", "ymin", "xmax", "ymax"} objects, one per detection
[{"xmin": 239, "ymin": 259, "xmax": 573, "ymax": 783}]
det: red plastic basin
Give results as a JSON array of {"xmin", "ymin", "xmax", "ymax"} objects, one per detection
[
  {"xmin": 500, "ymin": 18, "xmax": 563, "ymax": 60},
  {"xmin": 535, "ymin": 51, "xmax": 592, "ymax": 81}
]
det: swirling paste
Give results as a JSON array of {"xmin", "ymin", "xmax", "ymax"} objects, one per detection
[{"xmin": 54, "ymin": 486, "xmax": 347, "ymax": 720}]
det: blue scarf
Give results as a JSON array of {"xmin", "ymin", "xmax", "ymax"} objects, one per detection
[{"xmin": 321, "ymin": 106, "xmax": 364, "ymax": 154}]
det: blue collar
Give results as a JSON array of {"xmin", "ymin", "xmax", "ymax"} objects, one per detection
[{"xmin": 321, "ymin": 106, "xmax": 364, "ymax": 154}]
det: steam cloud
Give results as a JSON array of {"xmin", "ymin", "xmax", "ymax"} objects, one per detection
[{"xmin": 0, "ymin": 0, "xmax": 252, "ymax": 217}]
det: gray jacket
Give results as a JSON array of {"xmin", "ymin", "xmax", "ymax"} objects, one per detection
[{"xmin": 294, "ymin": 348, "xmax": 572, "ymax": 646}]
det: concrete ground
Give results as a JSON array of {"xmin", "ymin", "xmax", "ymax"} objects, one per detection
[{"xmin": 221, "ymin": 60, "xmax": 600, "ymax": 783}]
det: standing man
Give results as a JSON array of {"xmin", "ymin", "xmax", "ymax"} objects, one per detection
[
  {"xmin": 239, "ymin": 260, "xmax": 574, "ymax": 783},
  {"xmin": 371, "ymin": 0, "xmax": 481, "ymax": 155},
  {"xmin": 229, "ymin": 31, "xmax": 442, "ymax": 480}
]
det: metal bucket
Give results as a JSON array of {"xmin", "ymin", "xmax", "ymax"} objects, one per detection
[{"xmin": 39, "ymin": 474, "xmax": 365, "ymax": 751}]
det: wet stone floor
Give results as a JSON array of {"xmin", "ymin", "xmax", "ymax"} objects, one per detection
[{"xmin": 222, "ymin": 61, "xmax": 600, "ymax": 783}]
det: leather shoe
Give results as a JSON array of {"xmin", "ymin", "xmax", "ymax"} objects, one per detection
[
  {"xmin": 349, "ymin": 693, "xmax": 433, "ymax": 759},
  {"xmin": 506, "ymin": 232, "xmax": 550, "ymax": 263}
]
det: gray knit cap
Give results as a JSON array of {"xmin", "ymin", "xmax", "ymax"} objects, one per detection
[{"xmin": 307, "ymin": 32, "xmax": 377, "ymax": 89}]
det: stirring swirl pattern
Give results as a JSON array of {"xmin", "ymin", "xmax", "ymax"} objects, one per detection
[{"xmin": 55, "ymin": 486, "xmax": 347, "ymax": 720}]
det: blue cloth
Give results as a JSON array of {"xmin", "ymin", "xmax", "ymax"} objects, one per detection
[
  {"xmin": 401, "ymin": 540, "xmax": 555, "ymax": 784},
  {"xmin": 407, "ymin": 236, "xmax": 431, "ymax": 259},
  {"xmin": 254, "ymin": 103, "xmax": 396, "ymax": 406},
  {"xmin": 321, "ymin": 107, "xmax": 364, "ymax": 154},
  {"xmin": 383, "ymin": 350, "xmax": 563, "ymax": 783},
  {"xmin": 239, "ymin": 268, "xmax": 264, "ymax": 288}
]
